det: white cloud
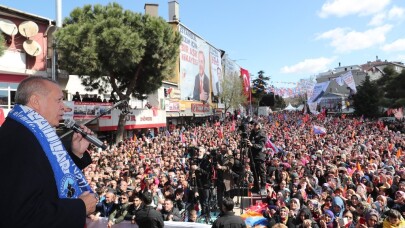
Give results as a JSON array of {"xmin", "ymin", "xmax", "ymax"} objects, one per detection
[
  {"xmin": 369, "ymin": 13, "xmax": 386, "ymax": 26},
  {"xmin": 319, "ymin": 0, "xmax": 391, "ymax": 18},
  {"xmin": 316, "ymin": 25, "xmax": 393, "ymax": 53},
  {"xmin": 387, "ymin": 6, "xmax": 405, "ymax": 20},
  {"xmin": 381, "ymin": 39, "xmax": 405, "ymax": 52},
  {"xmin": 280, "ymin": 57, "xmax": 336, "ymax": 74},
  {"xmin": 368, "ymin": 6, "xmax": 405, "ymax": 26}
]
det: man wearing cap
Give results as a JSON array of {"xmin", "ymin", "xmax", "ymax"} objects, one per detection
[{"xmin": 247, "ymin": 120, "xmax": 267, "ymax": 194}]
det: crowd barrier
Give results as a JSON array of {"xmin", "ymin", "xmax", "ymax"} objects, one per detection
[{"xmin": 86, "ymin": 218, "xmax": 211, "ymax": 228}]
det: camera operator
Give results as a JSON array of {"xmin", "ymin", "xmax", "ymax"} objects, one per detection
[
  {"xmin": 230, "ymin": 151, "xmax": 245, "ymax": 198},
  {"xmin": 190, "ymin": 146, "xmax": 212, "ymax": 217},
  {"xmin": 247, "ymin": 120, "xmax": 267, "ymax": 194},
  {"xmin": 215, "ymin": 143, "xmax": 235, "ymax": 208}
]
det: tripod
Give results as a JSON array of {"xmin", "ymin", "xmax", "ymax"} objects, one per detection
[{"xmin": 235, "ymin": 138, "xmax": 264, "ymax": 214}]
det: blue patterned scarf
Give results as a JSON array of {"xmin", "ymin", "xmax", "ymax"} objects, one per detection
[{"xmin": 8, "ymin": 105, "xmax": 91, "ymax": 198}]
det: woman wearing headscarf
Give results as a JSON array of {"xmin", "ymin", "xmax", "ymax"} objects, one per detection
[
  {"xmin": 358, "ymin": 209, "xmax": 380, "ymax": 228},
  {"xmin": 332, "ymin": 196, "xmax": 345, "ymax": 218},
  {"xmin": 381, "ymin": 209, "xmax": 405, "ymax": 228},
  {"xmin": 294, "ymin": 207, "xmax": 320, "ymax": 228},
  {"xmin": 319, "ymin": 209, "xmax": 337, "ymax": 228},
  {"xmin": 387, "ymin": 191, "xmax": 405, "ymax": 213},
  {"xmin": 266, "ymin": 206, "xmax": 296, "ymax": 228},
  {"xmin": 288, "ymin": 198, "xmax": 301, "ymax": 220},
  {"xmin": 373, "ymin": 195, "xmax": 388, "ymax": 220}
]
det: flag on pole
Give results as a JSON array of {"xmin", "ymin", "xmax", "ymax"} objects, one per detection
[
  {"xmin": 313, "ymin": 125, "xmax": 327, "ymax": 135},
  {"xmin": 240, "ymin": 68, "xmax": 251, "ymax": 101},
  {"xmin": 265, "ymin": 138, "xmax": 279, "ymax": 153}
]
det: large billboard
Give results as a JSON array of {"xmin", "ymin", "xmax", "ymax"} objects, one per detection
[
  {"xmin": 179, "ymin": 25, "xmax": 222, "ymax": 102},
  {"xmin": 210, "ymin": 46, "xmax": 222, "ymax": 96}
]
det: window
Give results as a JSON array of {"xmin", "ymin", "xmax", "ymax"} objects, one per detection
[{"xmin": 0, "ymin": 82, "xmax": 18, "ymax": 109}]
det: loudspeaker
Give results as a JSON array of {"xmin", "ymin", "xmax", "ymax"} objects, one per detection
[{"xmin": 259, "ymin": 94, "xmax": 275, "ymax": 106}]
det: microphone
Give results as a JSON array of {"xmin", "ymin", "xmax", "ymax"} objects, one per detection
[{"xmin": 64, "ymin": 119, "xmax": 107, "ymax": 150}]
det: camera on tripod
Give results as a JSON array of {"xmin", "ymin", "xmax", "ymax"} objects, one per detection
[{"xmin": 238, "ymin": 116, "xmax": 252, "ymax": 144}]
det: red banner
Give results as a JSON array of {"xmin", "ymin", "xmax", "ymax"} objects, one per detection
[{"xmin": 240, "ymin": 68, "xmax": 251, "ymax": 101}]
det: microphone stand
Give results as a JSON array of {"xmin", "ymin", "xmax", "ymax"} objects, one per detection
[{"xmin": 60, "ymin": 100, "xmax": 127, "ymax": 139}]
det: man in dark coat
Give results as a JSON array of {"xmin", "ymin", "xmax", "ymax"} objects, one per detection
[
  {"xmin": 134, "ymin": 191, "xmax": 164, "ymax": 228},
  {"xmin": 247, "ymin": 120, "xmax": 267, "ymax": 194},
  {"xmin": 161, "ymin": 199, "xmax": 183, "ymax": 221},
  {"xmin": 211, "ymin": 197, "xmax": 246, "ymax": 228},
  {"xmin": 193, "ymin": 50, "xmax": 210, "ymax": 101},
  {"xmin": 0, "ymin": 76, "xmax": 97, "ymax": 228}
]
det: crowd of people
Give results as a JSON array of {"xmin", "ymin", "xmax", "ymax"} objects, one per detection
[{"xmin": 80, "ymin": 110, "xmax": 405, "ymax": 227}]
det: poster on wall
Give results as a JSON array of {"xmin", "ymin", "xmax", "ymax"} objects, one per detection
[
  {"xmin": 210, "ymin": 46, "xmax": 222, "ymax": 96},
  {"xmin": 179, "ymin": 25, "xmax": 210, "ymax": 102}
]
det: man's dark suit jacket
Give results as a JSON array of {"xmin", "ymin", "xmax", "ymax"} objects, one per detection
[
  {"xmin": 135, "ymin": 205, "xmax": 164, "ymax": 228},
  {"xmin": 193, "ymin": 73, "xmax": 210, "ymax": 101},
  {"xmin": 0, "ymin": 117, "xmax": 92, "ymax": 228}
]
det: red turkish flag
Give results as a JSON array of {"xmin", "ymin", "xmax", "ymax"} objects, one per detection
[{"xmin": 240, "ymin": 68, "xmax": 251, "ymax": 100}]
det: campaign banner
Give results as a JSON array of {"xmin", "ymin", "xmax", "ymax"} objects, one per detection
[
  {"xmin": 179, "ymin": 25, "xmax": 210, "ymax": 102},
  {"xmin": 191, "ymin": 103, "xmax": 210, "ymax": 113},
  {"xmin": 308, "ymin": 81, "xmax": 330, "ymax": 103},
  {"xmin": 335, "ymin": 76, "xmax": 345, "ymax": 86},
  {"xmin": 98, "ymin": 109, "xmax": 166, "ymax": 131},
  {"xmin": 64, "ymin": 101, "xmax": 113, "ymax": 120},
  {"xmin": 165, "ymin": 101, "xmax": 180, "ymax": 112},
  {"xmin": 342, "ymin": 71, "xmax": 357, "ymax": 94},
  {"xmin": 210, "ymin": 46, "xmax": 222, "ymax": 96},
  {"xmin": 308, "ymin": 102, "xmax": 319, "ymax": 115}
]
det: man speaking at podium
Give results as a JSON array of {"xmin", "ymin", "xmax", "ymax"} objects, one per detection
[{"xmin": 0, "ymin": 76, "xmax": 97, "ymax": 228}]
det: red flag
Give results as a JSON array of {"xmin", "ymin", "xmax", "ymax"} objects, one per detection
[
  {"xmin": 230, "ymin": 121, "xmax": 236, "ymax": 131},
  {"xmin": 218, "ymin": 127, "xmax": 224, "ymax": 139},
  {"xmin": 0, "ymin": 108, "xmax": 4, "ymax": 126},
  {"xmin": 240, "ymin": 68, "xmax": 251, "ymax": 101}
]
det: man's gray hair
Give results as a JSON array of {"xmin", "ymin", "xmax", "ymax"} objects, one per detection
[{"xmin": 15, "ymin": 76, "xmax": 58, "ymax": 105}]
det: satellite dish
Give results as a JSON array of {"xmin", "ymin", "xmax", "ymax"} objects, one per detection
[
  {"xmin": 23, "ymin": 40, "xmax": 42, "ymax": 56},
  {"xmin": 0, "ymin": 18, "xmax": 18, "ymax": 36},
  {"xmin": 18, "ymin": 21, "xmax": 39, "ymax": 38}
]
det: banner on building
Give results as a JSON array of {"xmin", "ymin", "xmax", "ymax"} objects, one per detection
[
  {"xmin": 179, "ymin": 25, "xmax": 211, "ymax": 102},
  {"xmin": 210, "ymin": 46, "xmax": 222, "ymax": 96},
  {"xmin": 308, "ymin": 81, "xmax": 330, "ymax": 103},
  {"xmin": 165, "ymin": 102, "xmax": 180, "ymax": 112},
  {"xmin": 341, "ymin": 71, "xmax": 357, "ymax": 94},
  {"xmin": 191, "ymin": 103, "xmax": 210, "ymax": 113}
]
